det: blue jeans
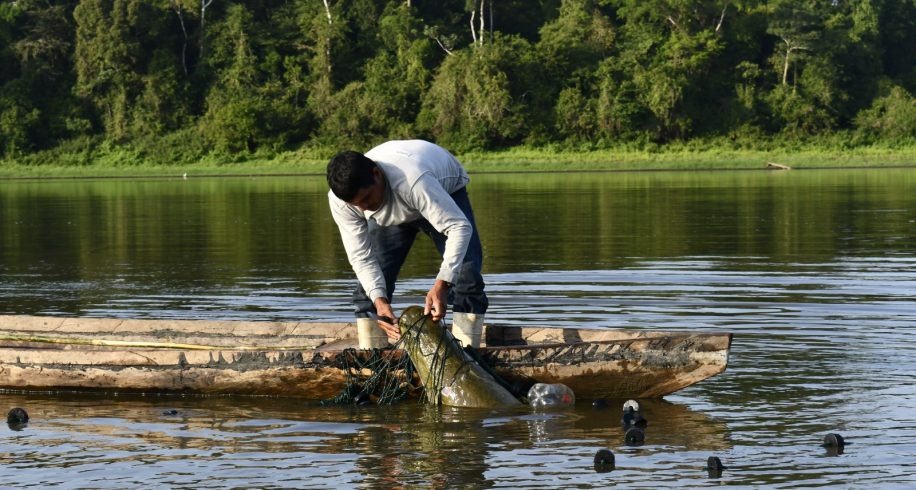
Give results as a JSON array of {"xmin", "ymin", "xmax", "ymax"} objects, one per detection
[{"xmin": 353, "ymin": 187, "xmax": 488, "ymax": 317}]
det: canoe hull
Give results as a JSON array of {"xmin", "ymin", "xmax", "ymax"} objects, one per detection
[{"xmin": 0, "ymin": 316, "xmax": 731, "ymax": 400}]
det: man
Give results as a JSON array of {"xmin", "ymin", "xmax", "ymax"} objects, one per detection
[{"xmin": 327, "ymin": 139, "xmax": 488, "ymax": 349}]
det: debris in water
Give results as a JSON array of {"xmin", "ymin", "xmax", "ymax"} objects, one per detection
[
  {"xmin": 7, "ymin": 407, "xmax": 28, "ymax": 424},
  {"xmin": 624, "ymin": 427, "xmax": 645, "ymax": 445},
  {"xmin": 593, "ymin": 449, "xmax": 615, "ymax": 473},
  {"xmin": 823, "ymin": 433, "xmax": 845, "ymax": 447},
  {"xmin": 621, "ymin": 399, "xmax": 647, "ymax": 429},
  {"xmin": 824, "ymin": 433, "xmax": 846, "ymax": 456},
  {"xmin": 592, "ymin": 398, "xmax": 609, "ymax": 409},
  {"xmin": 528, "ymin": 383, "xmax": 575, "ymax": 408},
  {"xmin": 706, "ymin": 456, "xmax": 725, "ymax": 478}
]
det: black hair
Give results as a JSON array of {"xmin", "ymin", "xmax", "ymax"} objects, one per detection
[{"xmin": 327, "ymin": 150, "xmax": 377, "ymax": 201}]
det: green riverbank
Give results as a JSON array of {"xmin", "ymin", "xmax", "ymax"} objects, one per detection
[{"xmin": 2, "ymin": 143, "xmax": 915, "ymax": 179}]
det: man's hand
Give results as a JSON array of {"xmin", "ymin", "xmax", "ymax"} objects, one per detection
[
  {"xmin": 373, "ymin": 297, "xmax": 400, "ymax": 340},
  {"xmin": 424, "ymin": 280, "xmax": 450, "ymax": 322}
]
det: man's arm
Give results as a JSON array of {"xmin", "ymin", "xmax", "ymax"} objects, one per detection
[
  {"xmin": 425, "ymin": 279, "xmax": 451, "ymax": 321},
  {"xmin": 408, "ymin": 176, "xmax": 472, "ymax": 321},
  {"xmin": 329, "ymin": 193, "xmax": 390, "ymax": 285},
  {"xmin": 329, "ymin": 199, "xmax": 402, "ymax": 338},
  {"xmin": 372, "ymin": 297, "xmax": 399, "ymax": 339}
]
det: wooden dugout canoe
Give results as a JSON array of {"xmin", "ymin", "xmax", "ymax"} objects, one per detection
[{"xmin": 0, "ymin": 315, "xmax": 731, "ymax": 400}]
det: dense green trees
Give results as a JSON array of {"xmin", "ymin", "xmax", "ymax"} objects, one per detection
[{"xmin": 1, "ymin": 0, "xmax": 913, "ymax": 162}]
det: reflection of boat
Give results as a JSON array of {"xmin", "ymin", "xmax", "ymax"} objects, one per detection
[
  {"xmin": 0, "ymin": 316, "xmax": 731, "ymax": 399},
  {"xmin": 574, "ymin": 398, "xmax": 732, "ymax": 451},
  {"xmin": 502, "ymin": 397, "xmax": 732, "ymax": 452}
]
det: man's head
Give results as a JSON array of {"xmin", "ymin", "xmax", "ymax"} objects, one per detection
[{"xmin": 327, "ymin": 150, "xmax": 386, "ymax": 211}]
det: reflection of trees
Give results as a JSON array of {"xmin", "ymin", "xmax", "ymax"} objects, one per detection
[
  {"xmin": 466, "ymin": 170, "xmax": 916, "ymax": 274},
  {"xmin": 0, "ymin": 177, "xmax": 351, "ymax": 313},
  {"xmin": 1, "ymin": 170, "xmax": 914, "ymax": 311},
  {"xmin": 0, "ymin": 178, "xmax": 350, "ymax": 280}
]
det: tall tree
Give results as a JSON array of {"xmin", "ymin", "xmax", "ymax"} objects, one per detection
[
  {"xmin": 199, "ymin": 4, "xmax": 263, "ymax": 152},
  {"xmin": 73, "ymin": 0, "xmax": 143, "ymax": 141},
  {"xmin": 2, "ymin": 1, "xmax": 78, "ymax": 155},
  {"xmin": 535, "ymin": 0, "xmax": 615, "ymax": 142},
  {"xmin": 767, "ymin": 1, "xmax": 819, "ymax": 87},
  {"xmin": 314, "ymin": 3, "xmax": 435, "ymax": 144},
  {"xmin": 418, "ymin": 34, "xmax": 537, "ymax": 149}
]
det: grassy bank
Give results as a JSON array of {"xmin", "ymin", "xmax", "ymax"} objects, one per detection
[
  {"xmin": 2, "ymin": 139, "xmax": 915, "ymax": 179},
  {"xmin": 459, "ymin": 143, "xmax": 916, "ymax": 172}
]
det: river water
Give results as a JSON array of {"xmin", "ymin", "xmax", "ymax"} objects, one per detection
[{"xmin": 0, "ymin": 169, "xmax": 914, "ymax": 488}]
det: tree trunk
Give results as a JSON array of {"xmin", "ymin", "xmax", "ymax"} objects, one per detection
[
  {"xmin": 479, "ymin": 0, "xmax": 485, "ymax": 45},
  {"xmin": 780, "ymin": 41, "xmax": 810, "ymax": 86},
  {"xmin": 433, "ymin": 36, "xmax": 452, "ymax": 55},
  {"xmin": 200, "ymin": 0, "xmax": 213, "ymax": 59},
  {"xmin": 322, "ymin": 0, "xmax": 332, "ymax": 25},
  {"xmin": 782, "ymin": 44, "xmax": 790, "ymax": 85},
  {"xmin": 489, "ymin": 0, "xmax": 493, "ymax": 39},
  {"xmin": 715, "ymin": 2, "xmax": 728, "ymax": 33},
  {"xmin": 470, "ymin": 10, "xmax": 477, "ymax": 45},
  {"xmin": 172, "ymin": 1, "xmax": 189, "ymax": 75},
  {"xmin": 322, "ymin": 0, "xmax": 333, "ymax": 77}
]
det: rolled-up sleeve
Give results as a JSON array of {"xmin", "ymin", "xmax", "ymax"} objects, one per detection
[
  {"xmin": 328, "ymin": 193, "xmax": 387, "ymax": 302},
  {"xmin": 408, "ymin": 175, "xmax": 472, "ymax": 284}
]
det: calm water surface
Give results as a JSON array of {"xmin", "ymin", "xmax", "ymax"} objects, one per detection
[{"xmin": 1, "ymin": 169, "xmax": 914, "ymax": 488}]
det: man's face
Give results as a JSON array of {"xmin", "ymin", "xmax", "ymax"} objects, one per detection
[{"xmin": 348, "ymin": 167, "xmax": 386, "ymax": 212}]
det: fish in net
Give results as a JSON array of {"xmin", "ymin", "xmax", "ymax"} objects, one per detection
[{"xmin": 323, "ymin": 308, "xmax": 522, "ymax": 407}]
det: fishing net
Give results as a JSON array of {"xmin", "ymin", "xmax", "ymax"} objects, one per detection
[
  {"xmin": 321, "ymin": 313, "xmax": 432, "ymax": 406},
  {"xmin": 319, "ymin": 344, "xmax": 417, "ymax": 406},
  {"xmin": 322, "ymin": 312, "xmax": 521, "ymax": 406}
]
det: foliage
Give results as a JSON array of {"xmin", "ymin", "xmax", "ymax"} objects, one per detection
[
  {"xmin": 0, "ymin": 81, "xmax": 40, "ymax": 157},
  {"xmin": 0, "ymin": 0, "xmax": 914, "ymax": 167},
  {"xmin": 855, "ymin": 85, "xmax": 916, "ymax": 144},
  {"xmin": 312, "ymin": 3, "xmax": 435, "ymax": 147},
  {"xmin": 418, "ymin": 33, "xmax": 537, "ymax": 150}
]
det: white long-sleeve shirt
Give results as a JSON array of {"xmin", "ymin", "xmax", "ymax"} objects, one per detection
[{"xmin": 328, "ymin": 140, "xmax": 472, "ymax": 302}]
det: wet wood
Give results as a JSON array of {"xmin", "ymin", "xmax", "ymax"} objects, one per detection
[{"xmin": 0, "ymin": 315, "xmax": 731, "ymax": 399}]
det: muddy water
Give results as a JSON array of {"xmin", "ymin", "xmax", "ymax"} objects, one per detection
[{"xmin": 1, "ymin": 169, "xmax": 914, "ymax": 487}]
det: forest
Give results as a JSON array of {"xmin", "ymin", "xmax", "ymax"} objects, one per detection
[{"xmin": 1, "ymin": 0, "xmax": 914, "ymax": 167}]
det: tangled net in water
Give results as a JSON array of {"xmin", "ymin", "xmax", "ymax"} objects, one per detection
[
  {"xmin": 321, "ymin": 313, "xmax": 436, "ymax": 406},
  {"xmin": 322, "ymin": 312, "xmax": 518, "ymax": 406}
]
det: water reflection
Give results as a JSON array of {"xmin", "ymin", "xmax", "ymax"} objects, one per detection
[
  {"xmin": 1, "ymin": 169, "xmax": 915, "ymax": 487},
  {"xmin": 0, "ymin": 392, "xmax": 734, "ymax": 488},
  {"xmin": 1, "ymin": 170, "xmax": 915, "ymax": 319}
]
